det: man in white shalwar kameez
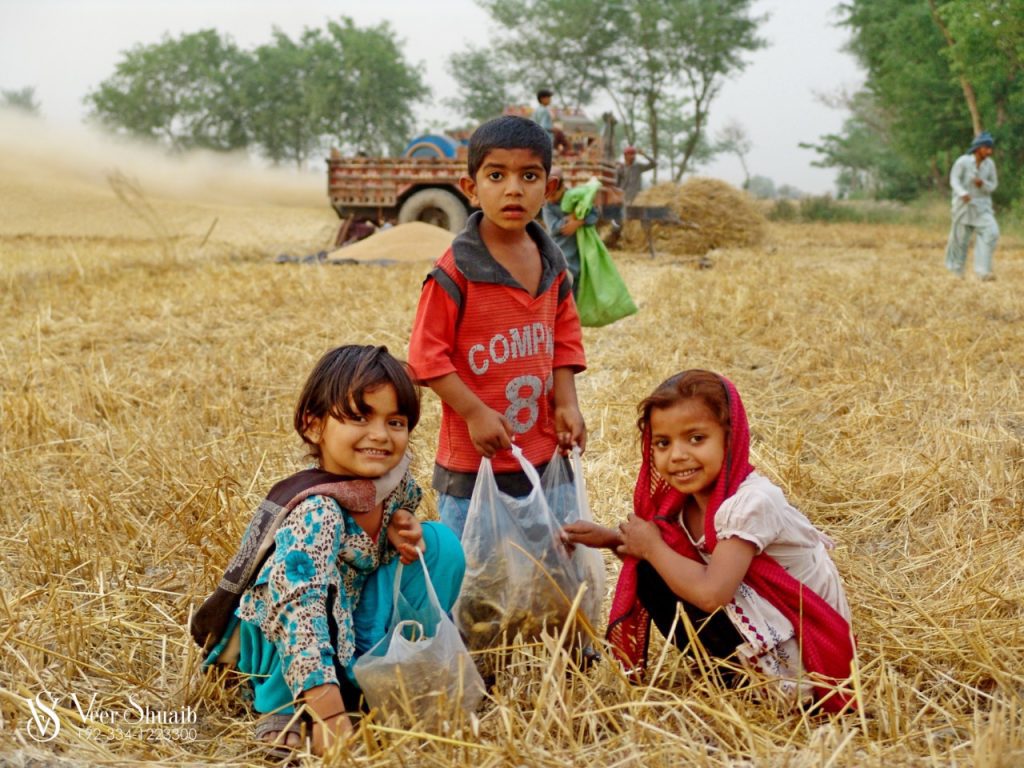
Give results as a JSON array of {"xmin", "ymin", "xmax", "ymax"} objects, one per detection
[{"xmin": 945, "ymin": 131, "xmax": 999, "ymax": 280}]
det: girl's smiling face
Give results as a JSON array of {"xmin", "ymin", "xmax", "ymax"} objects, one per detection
[
  {"xmin": 649, "ymin": 397, "xmax": 727, "ymax": 509},
  {"xmin": 306, "ymin": 384, "xmax": 409, "ymax": 478}
]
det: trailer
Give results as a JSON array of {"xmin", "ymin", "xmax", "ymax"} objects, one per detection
[{"xmin": 326, "ymin": 110, "xmax": 626, "ymax": 245}]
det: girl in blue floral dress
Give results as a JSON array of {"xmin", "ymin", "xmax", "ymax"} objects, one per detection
[{"xmin": 194, "ymin": 345, "xmax": 465, "ymax": 755}]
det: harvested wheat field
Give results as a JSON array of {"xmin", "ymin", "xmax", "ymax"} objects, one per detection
[{"xmin": 1, "ymin": 128, "xmax": 1023, "ymax": 767}]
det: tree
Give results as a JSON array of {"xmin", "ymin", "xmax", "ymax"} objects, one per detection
[
  {"xmin": 715, "ymin": 118, "xmax": 752, "ymax": 186},
  {"xmin": 445, "ymin": 47, "xmax": 520, "ymax": 123},
  {"xmin": 240, "ymin": 30, "xmax": 326, "ymax": 168},
  {"xmin": 651, "ymin": 0, "xmax": 765, "ymax": 182},
  {"xmin": 86, "ymin": 19, "xmax": 426, "ymax": 165},
  {"xmin": 86, "ymin": 29, "xmax": 248, "ymax": 151},
  {"xmin": 468, "ymin": 0, "xmax": 764, "ymax": 180},
  {"xmin": 471, "ymin": 0, "xmax": 620, "ymax": 109},
  {"xmin": 801, "ymin": 89, "xmax": 919, "ymax": 200},
  {"xmin": 2, "ymin": 86, "xmax": 41, "ymax": 116},
  {"xmin": 746, "ymin": 175, "xmax": 776, "ymax": 199},
  {"xmin": 320, "ymin": 18, "xmax": 428, "ymax": 156},
  {"xmin": 835, "ymin": 0, "xmax": 1024, "ymax": 204}
]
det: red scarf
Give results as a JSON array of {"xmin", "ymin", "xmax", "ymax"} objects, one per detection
[{"xmin": 606, "ymin": 375, "xmax": 856, "ymax": 712}]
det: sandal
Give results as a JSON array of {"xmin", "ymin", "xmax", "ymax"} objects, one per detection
[{"xmin": 254, "ymin": 711, "xmax": 310, "ymax": 762}]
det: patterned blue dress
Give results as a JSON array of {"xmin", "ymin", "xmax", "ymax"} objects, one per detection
[{"xmin": 228, "ymin": 471, "xmax": 465, "ymax": 714}]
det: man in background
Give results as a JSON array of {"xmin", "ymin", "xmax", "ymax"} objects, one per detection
[
  {"xmin": 615, "ymin": 145, "xmax": 655, "ymax": 205},
  {"xmin": 945, "ymin": 131, "xmax": 998, "ymax": 281}
]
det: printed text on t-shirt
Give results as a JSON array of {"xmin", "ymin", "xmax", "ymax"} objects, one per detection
[{"xmin": 466, "ymin": 322, "xmax": 554, "ymax": 376}]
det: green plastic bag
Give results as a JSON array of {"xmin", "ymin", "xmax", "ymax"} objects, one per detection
[
  {"xmin": 575, "ymin": 228, "xmax": 638, "ymax": 326},
  {"xmin": 562, "ymin": 180, "xmax": 638, "ymax": 327}
]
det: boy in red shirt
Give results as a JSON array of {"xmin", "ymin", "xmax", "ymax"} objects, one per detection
[{"xmin": 408, "ymin": 115, "xmax": 587, "ymax": 536}]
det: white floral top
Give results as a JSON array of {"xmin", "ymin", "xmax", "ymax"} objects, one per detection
[{"xmin": 685, "ymin": 472, "xmax": 851, "ymax": 701}]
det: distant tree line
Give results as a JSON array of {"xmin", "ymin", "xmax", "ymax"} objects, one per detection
[
  {"xmin": 85, "ymin": 20, "xmax": 427, "ymax": 167},
  {"xmin": 448, "ymin": 0, "xmax": 765, "ymax": 181},
  {"xmin": 2, "ymin": 86, "xmax": 42, "ymax": 115},
  {"xmin": 82, "ymin": 3, "xmax": 766, "ymax": 180},
  {"xmin": 803, "ymin": 0, "xmax": 1024, "ymax": 207}
]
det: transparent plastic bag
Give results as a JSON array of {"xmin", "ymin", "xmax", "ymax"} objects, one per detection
[
  {"xmin": 353, "ymin": 551, "xmax": 484, "ymax": 727},
  {"xmin": 455, "ymin": 444, "xmax": 596, "ymax": 655},
  {"xmin": 540, "ymin": 446, "xmax": 606, "ymax": 630}
]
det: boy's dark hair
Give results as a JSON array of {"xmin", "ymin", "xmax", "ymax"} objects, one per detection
[
  {"xmin": 467, "ymin": 115, "xmax": 553, "ymax": 178},
  {"xmin": 294, "ymin": 345, "xmax": 420, "ymax": 461},
  {"xmin": 537, "ymin": 88, "xmax": 553, "ymax": 101},
  {"xmin": 638, "ymin": 370, "xmax": 730, "ymax": 438}
]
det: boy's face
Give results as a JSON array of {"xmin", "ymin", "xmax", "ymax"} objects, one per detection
[{"xmin": 460, "ymin": 148, "xmax": 557, "ymax": 232}]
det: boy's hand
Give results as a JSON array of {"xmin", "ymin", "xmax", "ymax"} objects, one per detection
[
  {"xmin": 387, "ymin": 508, "xmax": 424, "ymax": 564},
  {"xmin": 560, "ymin": 215, "xmax": 584, "ymax": 236},
  {"xmin": 467, "ymin": 407, "xmax": 514, "ymax": 457},
  {"xmin": 554, "ymin": 404, "xmax": 587, "ymax": 454},
  {"xmin": 563, "ymin": 520, "xmax": 622, "ymax": 550}
]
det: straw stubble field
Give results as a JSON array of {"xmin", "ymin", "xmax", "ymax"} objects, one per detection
[{"xmin": 1, "ymin": 139, "xmax": 1022, "ymax": 766}]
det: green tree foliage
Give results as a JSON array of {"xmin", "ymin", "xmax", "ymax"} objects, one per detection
[
  {"xmin": 445, "ymin": 47, "xmax": 520, "ymax": 123},
  {"xmin": 800, "ymin": 90, "xmax": 919, "ymax": 201},
  {"xmin": 937, "ymin": 0, "xmax": 1024, "ymax": 202},
  {"xmin": 321, "ymin": 19, "xmax": 427, "ymax": 157},
  {"xmin": 2, "ymin": 86, "xmax": 42, "ymax": 116},
  {"xmin": 240, "ymin": 30, "xmax": 325, "ymax": 168},
  {"xmin": 86, "ymin": 19, "xmax": 427, "ymax": 165},
  {"xmin": 462, "ymin": 0, "xmax": 763, "ymax": 180},
  {"xmin": 823, "ymin": 0, "xmax": 1024, "ymax": 204},
  {"xmin": 473, "ymin": 0, "xmax": 619, "ymax": 109},
  {"xmin": 86, "ymin": 30, "xmax": 248, "ymax": 151}
]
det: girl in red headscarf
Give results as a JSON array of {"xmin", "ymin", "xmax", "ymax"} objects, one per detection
[{"xmin": 564, "ymin": 370, "xmax": 856, "ymax": 712}]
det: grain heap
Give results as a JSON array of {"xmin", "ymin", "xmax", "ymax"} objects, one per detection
[
  {"xmin": 328, "ymin": 221, "xmax": 453, "ymax": 263},
  {"xmin": 623, "ymin": 177, "xmax": 767, "ymax": 255}
]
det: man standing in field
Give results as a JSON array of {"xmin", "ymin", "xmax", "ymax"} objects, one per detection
[
  {"xmin": 945, "ymin": 131, "xmax": 998, "ymax": 281},
  {"xmin": 615, "ymin": 145, "xmax": 656, "ymax": 205}
]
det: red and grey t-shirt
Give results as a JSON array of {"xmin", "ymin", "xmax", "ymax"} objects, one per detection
[{"xmin": 408, "ymin": 212, "xmax": 587, "ymax": 497}]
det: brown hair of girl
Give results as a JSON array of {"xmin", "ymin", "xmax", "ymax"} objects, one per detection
[
  {"xmin": 637, "ymin": 369, "xmax": 730, "ymax": 437},
  {"xmin": 294, "ymin": 345, "xmax": 420, "ymax": 462}
]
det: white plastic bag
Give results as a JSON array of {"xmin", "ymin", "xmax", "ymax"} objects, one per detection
[
  {"xmin": 353, "ymin": 551, "xmax": 484, "ymax": 726},
  {"xmin": 541, "ymin": 446, "xmax": 606, "ymax": 630},
  {"xmin": 455, "ymin": 444, "xmax": 596, "ymax": 655}
]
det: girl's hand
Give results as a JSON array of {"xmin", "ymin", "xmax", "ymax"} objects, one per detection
[
  {"xmin": 387, "ymin": 508, "xmax": 424, "ymax": 564},
  {"xmin": 562, "ymin": 520, "xmax": 622, "ymax": 551},
  {"xmin": 616, "ymin": 514, "xmax": 663, "ymax": 561}
]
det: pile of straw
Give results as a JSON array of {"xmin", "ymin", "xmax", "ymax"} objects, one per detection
[
  {"xmin": 1, "ymin": 144, "xmax": 1022, "ymax": 766},
  {"xmin": 623, "ymin": 178, "xmax": 767, "ymax": 256}
]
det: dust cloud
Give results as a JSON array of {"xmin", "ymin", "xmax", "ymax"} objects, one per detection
[{"xmin": 0, "ymin": 109, "xmax": 325, "ymax": 209}]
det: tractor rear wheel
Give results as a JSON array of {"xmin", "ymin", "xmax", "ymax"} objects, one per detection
[{"xmin": 398, "ymin": 189, "xmax": 468, "ymax": 234}]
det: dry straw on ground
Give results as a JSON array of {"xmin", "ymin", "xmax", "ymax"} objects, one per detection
[
  {"xmin": 1, "ymin": 133, "xmax": 1022, "ymax": 766},
  {"xmin": 624, "ymin": 178, "xmax": 767, "ymax": 256}
]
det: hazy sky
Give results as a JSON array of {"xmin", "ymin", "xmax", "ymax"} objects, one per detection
[{"xmin": 0, "ymin": 0, "xmax": 862, "ymax": 194}]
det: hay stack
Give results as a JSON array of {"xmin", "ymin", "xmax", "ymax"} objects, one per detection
[
  {"xmin": 624, "ymin": 177, "xmax": 767, "ymax": 255},
  {"xmin": 328, "ymin": 221, "xmax": 453, "ymax": 263}
]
